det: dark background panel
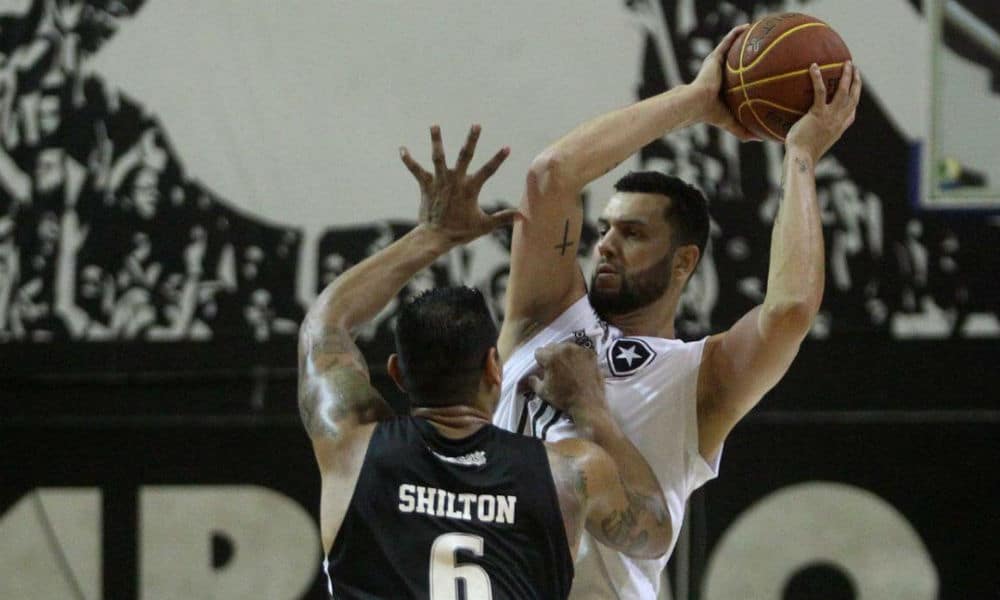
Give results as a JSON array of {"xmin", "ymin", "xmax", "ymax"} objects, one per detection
[
  {"xmin": 1, "ymin": 419, "xmax": 328, "ymax": 600},
  {"xmin": 695, "ymin": 419, "xmax": 1000, "ymax": 599},
  {"xmin": 4, "ymin": 337, "xmax": 998, "ymax": 417}
]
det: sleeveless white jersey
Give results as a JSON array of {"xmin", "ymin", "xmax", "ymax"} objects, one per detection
[{"xmin": 493, "ymin": 296, "xmax": 721, "ymax": 600}]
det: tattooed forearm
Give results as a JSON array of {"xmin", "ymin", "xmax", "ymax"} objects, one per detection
[
  {"xmin": 553, "ymin": 219, "xmax": 575, "ymax": 256},
  {"xmin": 795, "ymin": 156, "xmax": 810, "ymax": 173},
  {"xmin": 599, "ymin": 486, "xmax": 662, "ymax": 553}
]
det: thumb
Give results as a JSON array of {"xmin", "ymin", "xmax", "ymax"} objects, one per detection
[
  {"xmin": 526, "ymin": 375, "xmax": 544, "ymax": 397},
  {"xmin": 487, "ymin": 208, "xmax": 522, "ymax": 230},
  {"xmin": 533, "ymin": 345, "xmax": 554, "ymax": 367}
]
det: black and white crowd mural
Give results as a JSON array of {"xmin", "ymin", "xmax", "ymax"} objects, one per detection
[
  {"xmin": 0, "ymin": 0, "xmax": 302, "ymax": 344},
  {"xmin": 1, "ymin": 0, "xmax": 997, "ymax": 357},
  {"xmin": 626, "ymin": 0, "xmax": 1000, "ymax": 341}
]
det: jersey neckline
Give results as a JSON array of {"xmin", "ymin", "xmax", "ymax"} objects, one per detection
[{"xmin": 411, "ymin": 416, "xmax": 495, "ymax": 457}]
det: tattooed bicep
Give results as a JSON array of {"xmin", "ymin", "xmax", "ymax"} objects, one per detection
[
  {"xmin": 300, "ymin": 365, "xmax": 391, "ymax": 439},
  {"xmin": 298, "ymin": 320, "xmax": 391, "ymax": 439},
  {"xmin": 300, "ymin": 320, "xmax": 370, "ymax": 379}
]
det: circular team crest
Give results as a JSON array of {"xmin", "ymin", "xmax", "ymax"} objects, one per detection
[{"xmin": 607, "ymin": 338, "xmax": 656, "ymax": 377}]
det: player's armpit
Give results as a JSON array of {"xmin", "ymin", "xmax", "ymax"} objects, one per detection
[
  {"xmin": 550, "ymin": 438, "xmax": 672, "ymax": 560},
  {"xmin": 500, "ymin": 161, "xmax": 588, "ymax": 359}
]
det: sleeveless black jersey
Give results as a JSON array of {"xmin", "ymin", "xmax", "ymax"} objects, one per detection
[{"xmin": 324, "ymin": 416, "xmax": 573, "ymax": 600}]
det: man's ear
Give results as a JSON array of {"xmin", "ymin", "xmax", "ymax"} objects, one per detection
[
  {"xmin": 483, "ymin": 347, "xmax": 502, "ymax": 388},
  {"xmin": 387, "ymin": 354, "xmax": 407, "ymax": 392},
  {"xmin": 673, "ymin": 244, "xmax": 700, "ymax": 281}
]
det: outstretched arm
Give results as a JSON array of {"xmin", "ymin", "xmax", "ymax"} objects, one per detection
[
  {"xmin": 698, "ymin": 62, "xmax": 863, "ymax": 459},
  {"xmin": 299, "ymin": 125, "xmax": 516, "ymax": 449},
  {"xmin": 298, "ymin": 225, "xmax": 441, "ymax": 442},
  {"xmin": 534, "ymin": 343, "xmax": 671, "ymax": 559},
  {"xmin": 499, "ymin": 25, "xmax": 756, "ymax": 358}
]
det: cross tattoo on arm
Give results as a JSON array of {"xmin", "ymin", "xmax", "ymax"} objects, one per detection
[{"xmin": 554, "ymin": 219, "xmax": 575, "ymax": 256}]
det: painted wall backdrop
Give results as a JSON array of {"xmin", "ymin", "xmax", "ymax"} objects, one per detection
[
  {"xmin": 0, "ymin": 0, "xmax": 996, "ymax": 356},
  {"xmin": 2, "ymin": 1, "xmax": 998, "ymax": 598}
]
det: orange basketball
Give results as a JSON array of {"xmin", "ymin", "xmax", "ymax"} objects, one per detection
[{"xmin": 724, "ymin": 13, "xmax": 852, "ymax": 142}]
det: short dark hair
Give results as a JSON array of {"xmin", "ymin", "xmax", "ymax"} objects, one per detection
[
  {"xmin": 393, "ymin": 286, "xmax": 498, "ymax": 407},
  {"xmin": 613, "ymin": 171, "xmax": 710, "ymax": 259}
]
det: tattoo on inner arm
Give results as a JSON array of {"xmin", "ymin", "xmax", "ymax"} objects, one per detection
[
  {"xmin": 316, "ymin": 325, "xmax": 370, "ymax": 377},
  {"xmin": 599, "ymin": 479, "xmax": 667, "ymax": 553},
  {"xmin": 554, "ymin": 219, "xmax": 575, "ymax": 256},
  {"xmin": 795, "ymin": 157, "xmax": 809, "ymax": 173}
]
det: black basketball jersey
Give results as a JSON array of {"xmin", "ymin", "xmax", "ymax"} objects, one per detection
[{"xmin": 324, "ymin": 416, "xmax": 573, "ymax": 599}]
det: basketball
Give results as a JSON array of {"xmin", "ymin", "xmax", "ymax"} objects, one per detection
[{"xmin": 724, "ymin": 13, "xmax": 852, "ymax": 142}]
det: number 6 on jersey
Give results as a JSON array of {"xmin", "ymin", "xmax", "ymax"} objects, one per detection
[{"xmin": 430, "ymin": 533, "xmax": 493, "ymax": 600}]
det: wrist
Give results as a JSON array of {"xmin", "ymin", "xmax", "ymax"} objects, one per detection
[
  {"xmin": 568, "ymin": 401, "xmax": 614, "ymax": 441},
  {"xmin": 783, "ymin": 146, "xmax": 816, "ymax": 172},
  {"xmin": 411, "ymin": 223, "xmax": 459, "ymax": 256},
  {"xmin": 784, "ymin": 144, "xmax": 817, "ymax": 165},
  {"xmin": 674, "ymin": 83, "xmax": 711, "ymax": 125}
]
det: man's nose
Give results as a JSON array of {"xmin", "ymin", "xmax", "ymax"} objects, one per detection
[{"xmin": 596, "ymin": 231, "xmax": 617, "ymax": 259}]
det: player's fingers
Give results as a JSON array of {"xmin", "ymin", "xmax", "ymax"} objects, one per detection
[
  {"xmin": 808, "ymin": 63, "xmax": 826, "ymax": 110},
  {"xmin": 834, "ymin": 60, "xmax": 853, "ymax": 107},
  {"xmin": 714, "ymin": 24, "xmax": 749, "ymax": 58},
  {"xmin": 849, "ymin": 65, "xmax": 862, "ymax": 107},
  {"xmin": 534, "ymin": 345, "xmax": 555, "ymax": 367},
  {"xmin": 399, "ymin": 147, "xmax": 431, "ymax": 184},
  {"xmin": 455, "ymin": 124, "xmax": 481, "ymax": 177},
  {"xmin": 526, "ymin": 375, "xmax": 544, "ymax": 396},
  {"xmin": 430, "ymin": 125, "xmax": 447, "ymax": 177},
  {"xmin": 470, "ymin": 146, "xmax": 511, "ymax": 187}
]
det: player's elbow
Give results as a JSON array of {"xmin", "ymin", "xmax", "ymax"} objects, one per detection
[
  {"xmin": 642, "ymin": 496, "xmax": 674, "ymax": 559},
  {"xmin": 527, "ymin": 150, "xmax": 570, "ymax": 198},
  {"xmin": 304, "ymin": 278, "xmax": 351, "ymax": 331},
  {"xmin": 633, "ymin": 525, "xmax": 673, "ymax": 560},
  {"xmin": 761, "ymin": 298, "xmax": 818, "ymax": 339}
]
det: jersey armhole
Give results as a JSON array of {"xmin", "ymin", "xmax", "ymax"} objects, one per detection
[
  {"xmin": 322, "ymin": 421, "xmax": 382, "ymax": 554},
  {"xmin": 686, "ymin": 337, "xmax": 723, "ymax": 483}
]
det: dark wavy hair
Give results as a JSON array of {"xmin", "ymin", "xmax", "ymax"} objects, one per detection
[
  {"xmin": 393, "ymin": 286, "xmax": 498, "ymax": 407},
  {"xmin": 613, "ymin": 171, "xmax": 710, "ymax": 260}
]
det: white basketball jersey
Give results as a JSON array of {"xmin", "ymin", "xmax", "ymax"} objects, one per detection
[{"xmin": 493, "ymin": 296, "xmax": 721, "ymax": 600}]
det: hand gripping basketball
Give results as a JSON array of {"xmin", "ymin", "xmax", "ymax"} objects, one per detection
[
  {"xmin": 785, "ymin": 60, "xmax": 862, "ymax": 161},
  {"xmin": 693, "ymin": 24, "xmax": 761, "ymax": 142},
  {"xmin": 723, "ymin": 13, "xmax": 854, "ymax": 142}
]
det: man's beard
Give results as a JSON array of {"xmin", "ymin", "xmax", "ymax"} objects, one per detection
[{"xmin": 588, "ymin": 251, "xmax": 673, "ymax": 320}]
